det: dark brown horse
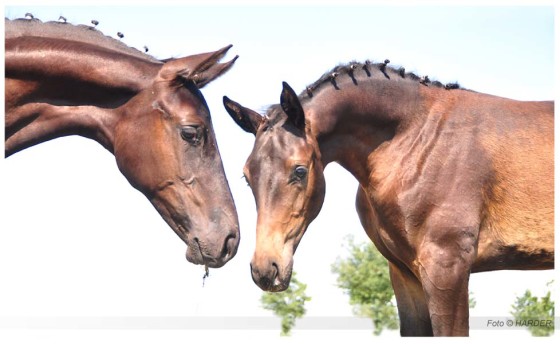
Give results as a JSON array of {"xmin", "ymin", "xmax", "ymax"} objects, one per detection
[
  {"xmin": 223, "ymin": 60, "xmax": 554, "ymax": 336},
  {"xmin": 5, "ymin": 18, "xmax": 239, "ymax": 269}
]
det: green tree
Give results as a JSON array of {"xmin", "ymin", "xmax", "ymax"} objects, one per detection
[
  {"xmin": 331, "ymin": 236, "xmax": 398, "ymax": 335},
  {"xmin": 260, "ymin": 271, "xmax": 311, "ymax": 336},
  {"xmin": 469, "ymin": 292, "xmax": 477, "ymax": 309},
  {"xmin": 332, "ymin": 236, "xmax": 477, "ymax": 335},
  {"xmin": 510, "ymin": 280, "xmax": 554, "ymax": 336}
]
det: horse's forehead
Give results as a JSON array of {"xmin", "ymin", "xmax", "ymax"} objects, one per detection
[
  {"xmin": 154, "ymin": 85, "xmax": 210, "ymax": 122},
  {"xmin": 248, "ymin": 130, "xmax": 311, "ymax": 169}
]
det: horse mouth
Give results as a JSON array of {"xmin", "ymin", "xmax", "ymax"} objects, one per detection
[
  {"xmin": 268, "ymin": 281, "xmax": 290, "ymax": 292},
  {"xmin": 185, "ymin": 234, "xmax": 236, "ymax": 269},
  {"xmin": 251, "ymin": 262, "xmax": 292, "ymax": 292},
  {"xmin": 152, "ymin": 202, "xmax": 238, "ymax": 268},
  {"xmin": 255, "ymin": 275, "xmax": 290, "ymax": 292},
  {"xmin": 185, "ymin": 238, "xmax": 205, "ymax": 265},
  {"xmin": 185, "ymin": 237, "xmax": 221, "ymax": 268}
]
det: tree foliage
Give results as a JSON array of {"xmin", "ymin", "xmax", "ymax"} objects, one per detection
[
  {"xmin": 469, "ymin": 291, "xmax": 477, "ymax": 309},
  {"xmin": 331, "ymin": 236, "xmax": 398, "ymax": 335},
  {"xmin": 331, "ymin": 236, "xmax": 477, "ymax": 335},
  {"xmin": 510, "ymin": 280, "xmax": 554, "ymax": 336},
  {"xmin": 260, "ymin": 272, "xmax": 311, "ymax": 336}
]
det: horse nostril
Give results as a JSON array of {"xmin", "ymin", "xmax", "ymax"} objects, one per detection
[
  {"xmin": 250, "ymin": 259, "xmax": 281, "ymax": 291},
  {"xmin": 221, "ymin": 232, "xmax": 238, "ymax": 260},
  {"xmin": 271, "ymin": 261, "xmax": 279, "ymax": 281}
]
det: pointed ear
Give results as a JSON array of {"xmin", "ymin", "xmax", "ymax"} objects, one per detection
[
  {"xmin": 223, "ymin": 96, "xmax": 264, "ymax": 135},
  {"xmin": 159, "ymin": 45, "xmax": 237, "ymax": 87},
  {"xmin": 194, "ymin": 55, "xmax": 238, "ymax": 88},
  {"xmin": 280, "ymin": 81, "xmax": 305, "ymax": 131}
]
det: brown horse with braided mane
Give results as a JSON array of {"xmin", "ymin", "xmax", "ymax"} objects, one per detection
[
  {"xmin": 223, "ymin": 60, "xmax": 554, "ymax": 336},
  {"xmin": 5, "ymin": 18, "xmax": 239, "ymax": 269}
]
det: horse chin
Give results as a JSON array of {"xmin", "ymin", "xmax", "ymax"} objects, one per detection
[
  {"xmin": 268, "ymin": 282, "xmax": 289, "ymax": 292},
  {"xmin": 185, "ymin": 244, "xmax": 205, "ymax": 266},
  {"xmin": 159, "ymin": 210, "xmax": 225, "ymax": 268},
  {"xmin": 185, "ymin": 240, "xmax": 227, "ymax": 268}
]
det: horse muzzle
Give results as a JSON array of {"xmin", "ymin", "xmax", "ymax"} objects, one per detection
[
  {"xmin": 185, "ymin": 227, "xmax": 239, "ymax": 268},
  {"xmin": 250, "ymin": 257, "xmax": 292, "ymax": 292}
]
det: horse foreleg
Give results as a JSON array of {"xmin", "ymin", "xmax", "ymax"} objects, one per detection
[
  {"xmin": 389, "ymin": 262, "xmax": 433, "ymax": 336},
  {"xmin": 415, "ymin": 226, "xmax": 477, "ymax": 336},
  {"xmin": 355, "ymin": 186, "xmax": 434, "ymax": 335}
]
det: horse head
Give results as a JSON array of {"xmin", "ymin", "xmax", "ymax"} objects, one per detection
[
  {"xmin": 223, "ymin": 82, "xmax": 325, "ymax": 290},
  {"xmin": 114, "ymin": 46, "xmax": 239, "ymax": 268}
]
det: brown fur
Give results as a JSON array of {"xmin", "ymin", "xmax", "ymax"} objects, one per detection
[
  {"xmin": 223, "ymin": 63, "xmax": 553, "ymax": 336},
  {"xmin": 5, "ymin": 19, "xmax": 240, "ymax": 268}
]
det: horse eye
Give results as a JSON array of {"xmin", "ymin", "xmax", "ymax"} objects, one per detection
[
  {"xmin": 293, "ymin": 165, "xmax": 308, "ymax": 181},
  {"xmin": 180, "ymin": 126, "xmax": 202, "ymax": 145}
]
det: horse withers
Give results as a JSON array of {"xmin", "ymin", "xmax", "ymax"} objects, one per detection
[
  {"xmin": 223, "ymin": 61, "xmax": 553, "ymax": 335},
  {"xmin": 5, "ymin": 18, "xmax": 239, "ymax": 269}
]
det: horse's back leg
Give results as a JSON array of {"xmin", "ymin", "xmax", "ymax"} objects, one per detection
[{"xmin": 389, "ymin": 262, "xmax": 433, "ymax": 336}]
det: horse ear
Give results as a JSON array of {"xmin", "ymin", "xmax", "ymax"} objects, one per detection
[
  {"xmin": 160, "ymin": 45, "xmax": 238, "ymax": 88},
  {"xmin": 191, "ymin": 54, "xmax": 238, "ymax": 88},
  {"xmin": 223, "ymin": 96, "xmax": 264, "ymax": 135},
  {"xmin": 280, "ymin": 81, "xmax": 305, "ymax": 131}
]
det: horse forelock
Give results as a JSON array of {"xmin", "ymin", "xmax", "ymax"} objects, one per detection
[
  {"xmin": 5, "ymin": 18, "xmax": 161, "ymax": 63},
  {"xmin": 263, "ymin": 105, "xmax": 286, "ymax": 128}
]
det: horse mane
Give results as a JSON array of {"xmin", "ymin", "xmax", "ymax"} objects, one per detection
[
  {"xmin": 264, "ymin": 59, "xmax": 463, "ymax": 123},
  {"xmin": 5, "ymin": 18, "xmax": 162, "ymax": 64},
  {"xmin": 300, "ymin": 59, "xmax": 462, "ymax": 100}
]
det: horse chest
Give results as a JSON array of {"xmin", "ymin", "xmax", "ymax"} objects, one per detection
[{"xmin": 364, "ymin": 169, "xmax": 421, "ymax": 264}]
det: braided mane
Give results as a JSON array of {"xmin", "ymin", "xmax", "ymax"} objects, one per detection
[
  {"xmin": 300, "ymin": 59, "xmax": 461, "ymax": 101},
  {"xmin": 5, "ymin": 18, "xmax": 161, "ymax": 63}
]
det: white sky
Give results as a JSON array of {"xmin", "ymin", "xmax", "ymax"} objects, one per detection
[{"xmin": 1, "ymin": 2, "xmax": 557, "ymax": 343}]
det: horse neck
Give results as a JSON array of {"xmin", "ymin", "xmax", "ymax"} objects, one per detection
[
  {"xmin": 5, "ymin": 37, "xmax": 161, "ymax": 157},
  {"xmin": 5, "ymin": 36, "xmax": 161, "ymax": 97},
  {"xmin": 306, "ymin": 77, "xmax": 434, "ymax": 185}
]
